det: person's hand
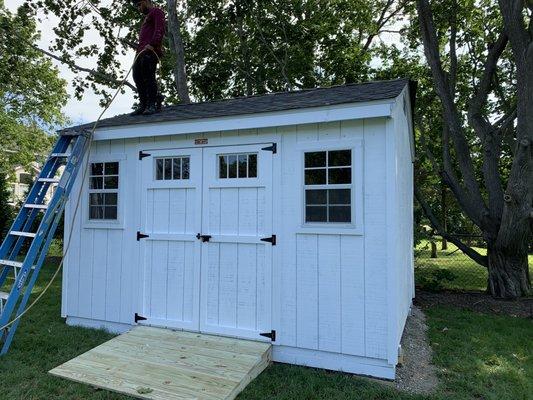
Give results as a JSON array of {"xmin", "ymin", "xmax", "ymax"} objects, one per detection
[{"xmin": 144, "ymin": 44, "xmax": 154, "ymax": 52}]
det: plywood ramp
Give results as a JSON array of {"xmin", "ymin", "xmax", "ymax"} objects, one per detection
[{"xmin": 50, "ymin": 326, "xmax": 272, "ymax": 400}]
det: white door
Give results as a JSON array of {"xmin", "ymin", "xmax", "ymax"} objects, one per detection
[
  {"xmin": 140, "ymin": 148, "xmax": 202, "ymax": 331},
  {"xmin": 199, "ymin": 144, "xmax": 273, "ymax": 341}
]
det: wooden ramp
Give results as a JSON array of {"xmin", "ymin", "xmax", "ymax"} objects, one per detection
[{"xmin": 49, "ymin": 326, "xmax": 271, "ymax": 400}]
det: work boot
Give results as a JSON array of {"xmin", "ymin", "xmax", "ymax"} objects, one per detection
[
  {"xmin": 142, "ymin": 104, "xmax": 157, "ymax": 115},
  {"xmin": 130, "ymin": 105, "xmax": 145, "ymax": 116}
]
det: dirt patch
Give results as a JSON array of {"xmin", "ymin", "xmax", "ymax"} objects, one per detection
[
  {"xmin": 395, "ymin": 306, "xmax": 439, "ymax": 395},
  {"xmin": 415, "ymin": 290, "xmax": 533, "ymax": 319}
]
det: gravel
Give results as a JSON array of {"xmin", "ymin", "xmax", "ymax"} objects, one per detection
[{"xmin": 395, "ymin": 305, "xmax": 439, "ymax": 395}]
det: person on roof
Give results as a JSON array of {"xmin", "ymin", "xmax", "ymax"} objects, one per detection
[{"xmin": 130, "ymin": 0, "xmax": 166, "ymax": 116}]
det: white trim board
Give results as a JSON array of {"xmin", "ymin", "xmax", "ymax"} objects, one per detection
[
  {"xmin": 93, "ymin": 99, "xmax": 396, "ymax": 141},
  {"xmin": 66, "ymin": 316, "xmax": 132, "ymax": 334}
]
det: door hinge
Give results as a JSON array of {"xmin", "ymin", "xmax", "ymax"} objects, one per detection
[
  {"xmin": 137, "ymin": 231, "xmax": 149, "ymax": 241},
  {"xmin": 260, "ymin": 235, "xmax": 276, "ymax": 245},
  {"xmin": 196, "ymin": 233, "xmax": 212, "ymax": 242},
  {"xmin": 261, "ymin": 143, "xmax": 277, "ymax": 154},
  {"xmin": 139, "ymin": 151, "xmax": 151, "ymax": 160},
  {"xmin": 134, "ymin": 313, "xmax": 147, "ymax": 323},
  {"xmin": 260, "ymin": 330, "xmax": 276, "ymax": 342}
]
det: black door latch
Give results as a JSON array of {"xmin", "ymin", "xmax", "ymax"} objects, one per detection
[{"xmin": 196, "ymin": 233, "xmax": 212, "ymax": 242}]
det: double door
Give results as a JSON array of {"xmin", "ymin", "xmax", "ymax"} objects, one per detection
[{"xmin": 139, "ymin": 144, "xmax": 273, "ymax": 341}]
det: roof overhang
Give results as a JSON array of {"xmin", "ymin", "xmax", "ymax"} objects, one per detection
[{"xmin": 91, "ymin": 98, "xmax": 396, "ymax": 141}]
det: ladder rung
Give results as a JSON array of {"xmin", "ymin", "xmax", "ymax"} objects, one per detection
[
  {"xmin": 0, "ymin": 291, "xmax": 8, "ymax": 301},
  {"xmin": 0, "ymin": 260, "xmax": 23, "ymax": 268},
  {"xmin": 10, "ymin": 231, "xmax": 36, "ymax": 238},
  {"xmin": 24, "ymin": 204, "xmax": 48, "ymax": 210},
  {"xmin": 51, "ymin": 153, "xmax": 71, "ymax": 158},
  {"xmin": 38, "ymin": 178, "xmax": 60, "ymax": 183}
]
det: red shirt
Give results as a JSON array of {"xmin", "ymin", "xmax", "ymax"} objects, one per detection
[{"xmin": 137, "ymin": 7, "xmax": 166, "ymax": 57}]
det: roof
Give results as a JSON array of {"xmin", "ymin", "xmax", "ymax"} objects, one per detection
[{"xmin": 61, "ymin": 78, "xmax": 412, "ymax": 133}]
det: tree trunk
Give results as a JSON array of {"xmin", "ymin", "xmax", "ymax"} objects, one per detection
[
  {"xmin": 167, "ymin": 0, "xmax": 191, "ymax": 104},
  {"xmin": 487, "ymin": 244, "xmax": 531, "ymax": 299},
  {"xmin": 441, "ymin": 184, "xmax": 448, "ymax": 250},
  {"xmin": 431, "ymin": 241, "xmax": 437, "ymax": 258}
]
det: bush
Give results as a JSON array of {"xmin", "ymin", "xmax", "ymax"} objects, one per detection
[
  {"xmin": 416, "ymin": 267, "xmax": 458, "ymax": 292},
  {"xmin": 0, "ymin": 173, "xmax": 13, "ymax": 241}
]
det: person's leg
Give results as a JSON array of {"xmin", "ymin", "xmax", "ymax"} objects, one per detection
[
  {"xmin": 131, "ymin": 54, "xmax": 147, "ymax": 115},
  {"xmin": 142, "ymin": 52, "xmax": 159, "ymax": 115}
]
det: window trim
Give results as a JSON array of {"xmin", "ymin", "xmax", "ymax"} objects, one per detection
[
  {"xmin": 297, "ymin": 140, "xmax": 364, "ymax": 235},
  {"xmin": 83, "ymin": 154, "xmax": 126, "ymax": 230}
]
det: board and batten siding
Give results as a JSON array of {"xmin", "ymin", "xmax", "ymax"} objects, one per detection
[{"xmin": 276, "ymin": 118, "xmax": 390, "ymax": 361}]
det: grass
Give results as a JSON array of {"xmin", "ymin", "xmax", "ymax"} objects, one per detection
[
  {"xmin": 415, "ymin": 240, "xmax": 533, "ymax": 291},
  {"xmin": 0, "ymin": 250, "xmax": 531, "ymax": 399}
]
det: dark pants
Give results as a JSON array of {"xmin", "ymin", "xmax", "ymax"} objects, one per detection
[{"xmin": 132, "ymin": 51, "xmax": 158, "ymax": 108}]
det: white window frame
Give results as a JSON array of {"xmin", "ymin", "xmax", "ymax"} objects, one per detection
[
  {"xmin": 83, "ymin": 154, "xmax": 126, "ymax": 230},
  {"xmin": 297, "ymin": 139, "xmax": 364, "ymax": 235},
  {"xmin": 154, "ymin": 155, "xmax": 191, "ymax": 181}
]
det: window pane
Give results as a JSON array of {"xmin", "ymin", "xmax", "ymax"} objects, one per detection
[
  {"xmin": 90, "ymin": 177, "xmax": 103, "ymax": 189},
  {"xmin": 104, "ymin": 176, "xmax": 118, "ymax": 189},
  {"xmin": 228, "ymin": 155, "xmax": 237, "ymax": 178},
  {"xmin": 305, "ymin": 169, "xmax": 326, "ymax": 185},
  {"xmin": 306, "ymin": 206, "xmax": 327, "ymax": 222},
  {"xmin": 164, "ymin": 158, "xmax": 172, "ymax": 180},
  {"xmin": 89, "ymin": 193, "xmax": 104, "ymax": 206},
  {"xmin": 328, "ymin": 168, "xmax": 351, "ymax": 184},
  {"xmin": 91, "ymin": 163, "xmax": 103, "ymax": 176},
  {"xmin": 156, "ymin": 159, "xmax": 164, "ymax": 180},
  {"xmin": 328, "ymin": 150, "xmax": 351, "ymax": 167},
  {"xmin": 182, "ymin": 157, "xmax": 190, "ymax": 179},
  {"xmin": 219, "ymin": 156, "xmax": 227, "ymax": 179},
  {"xmin": 105, "ymin": 162, "xmax": 119, "ymax": 175},
  {"xmin": 305, "ymin": 152, "xmax": 326, "ymax": 168},
  {"xmin": 104, "ymin": 193, "xmax": 118, "ymax": 206},
  {"xmin": 104, "ymin": 206, "xmax": 118, "ymax": 220},
  {"xmin": 173, "ymin": 158, "xmax": 181, "ymax": 180},
  {"xmin": 329, "ymin": 189, "xmax": 351, "ymax": 204},
  {"xmin": 306, "ymin": 189, "xmax": 327, "ymax": 205},
  {"xmin": 89, "ymin": 205, "xmax": 104, "ymax": 219},
  {"xmin": 248, "ymin": 154, "xmax": 257, "ymax": 178},
  {"xmin": 238, "ymin": 155, "xmax": 247, "ymax": 178},
  {"xmin": 329, "ymin": 206, "xmax": 351, "ymax": 222}
]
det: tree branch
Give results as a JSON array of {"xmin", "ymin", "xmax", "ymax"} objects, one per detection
[
  {"xmin": 33, "ymin": 45, "xmax": 137, "ymax": 92},
  {"xmin": 414, "ymin": 185, "xmax": 488, "ymax": 267},
  {"xmin": 417, "ymin": 0, "xmax": 489, "ymax": 226}
]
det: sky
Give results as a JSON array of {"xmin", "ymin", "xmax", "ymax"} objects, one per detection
[{"xmin": 5, "ymin": 0, "xmax": 136, "ymax": 126}]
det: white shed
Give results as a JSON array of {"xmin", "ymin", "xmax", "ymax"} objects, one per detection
[{"xmin": 61, "ymin": 78, "xmax": 416, "ymax": 379}]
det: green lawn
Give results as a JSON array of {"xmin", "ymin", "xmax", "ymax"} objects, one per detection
[
  {"xmin": 415, "ymin": 240, "xmax": 533, "ymax": 292},
  {"xmin": 0, "ymin": 254, "xmax": 531, "ymax": 399}
]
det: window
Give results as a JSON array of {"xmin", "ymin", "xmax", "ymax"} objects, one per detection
[
  {"xmin": 304, "ymin": 149, "xmax": 352, "ymax": 223},
  {"xmin": 219, "ymin": 153, "xmax": 257, "ymax": 179},
  {"xmin": 155, "ymin": 157, "xmax": 190, "ymax": 180},
  {"xmin": 89, "ymin": 162, "xmax": 119, "ymax": 220}
]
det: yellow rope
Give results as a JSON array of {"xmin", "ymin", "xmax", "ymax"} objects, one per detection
[{"xmin": 0, "ymin": 48, "xmax": 157, "ymax": 333}]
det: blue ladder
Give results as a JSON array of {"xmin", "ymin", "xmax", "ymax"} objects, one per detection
[{"xmin": 0, "ymin": 130, "xmax": 91, "ymax": 355}]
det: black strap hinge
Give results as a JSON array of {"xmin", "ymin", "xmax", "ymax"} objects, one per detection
[
  {"xmin": 135, "ymin": 313, "xmax": 147, "ymax": 323},
  {"xmin": 196, "ymin": 233, "xmax": 212, "ymax": 242},
  {"xmin": 260, "ymin": 235, "xmax": 276, "ymax": 245},
  {"xmin": 261, "ymin": 143, "xmax": 277, "ymax": 154},
  {"xmin": 260, "ymin": 330, "xmax": 276, "ymax": 341},
  {"xmin": 139, "ymin": 151, "xmax": 151, "ymax": 160},
  {"xmin": 137, "ymin": 231, "xmax": 149, "ymax": 241}
]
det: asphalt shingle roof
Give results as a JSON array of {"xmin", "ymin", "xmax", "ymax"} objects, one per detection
[{"xmin": 61, "ymin": 78, "xmax": 411, "ymax": 133}]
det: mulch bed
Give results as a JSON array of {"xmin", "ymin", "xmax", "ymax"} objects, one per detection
[{"xmin": 415, "ymin": 289, "xmax": 533, "ymax": 319}]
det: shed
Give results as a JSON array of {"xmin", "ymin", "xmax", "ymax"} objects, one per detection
[{"xmin": 61, "ymin": 78, "xmax": 415, "ymax": 379}]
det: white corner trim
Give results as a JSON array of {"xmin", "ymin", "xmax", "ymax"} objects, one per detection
[{"xmin": 93, "ymin": 100, "xmax": 395, "ymax": 141}]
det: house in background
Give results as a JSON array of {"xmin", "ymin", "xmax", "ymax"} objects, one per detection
[
  {"xmin": 8, "ymin": 162, "xmax": 60, "ymax": 206},
  {"xmin": 60, "ymin": 78, "xmax": 415, "ymax": 379}
]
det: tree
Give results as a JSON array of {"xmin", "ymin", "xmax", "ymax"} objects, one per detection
[
  {"xmin": 0, "ymin": 2, "xmax": 66, "ymax": 174},
  {"xmin": 413, "ymin": 0, "xmax": 531, "ymax": 298},
  {"xmin": 0, "ymin": 173, "xmax": 12, "ymax": 241}
]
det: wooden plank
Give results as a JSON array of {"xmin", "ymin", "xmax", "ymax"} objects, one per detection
[{"xmin": 50, "ymin": 327, "xmax": 271, "ymax": 400}]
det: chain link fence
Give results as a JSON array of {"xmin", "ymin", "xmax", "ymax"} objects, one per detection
[{"xmin": 415, "ymin": 236, "xmax": 489, "ymax": 292}]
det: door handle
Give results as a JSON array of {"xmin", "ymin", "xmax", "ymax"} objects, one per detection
[{"xmin": 196, "ymin": 233, "xmax": 212, "ymax": 242}]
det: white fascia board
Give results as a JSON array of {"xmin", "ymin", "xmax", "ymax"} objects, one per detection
[{"xmin": 93, "ymin": 98, "xmax": 395, "ymax": 141}]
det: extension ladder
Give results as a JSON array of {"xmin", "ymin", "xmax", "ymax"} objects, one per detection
[{"xmin": 0, "ymin": 130, "xmax": 91, "ymax": 355}]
